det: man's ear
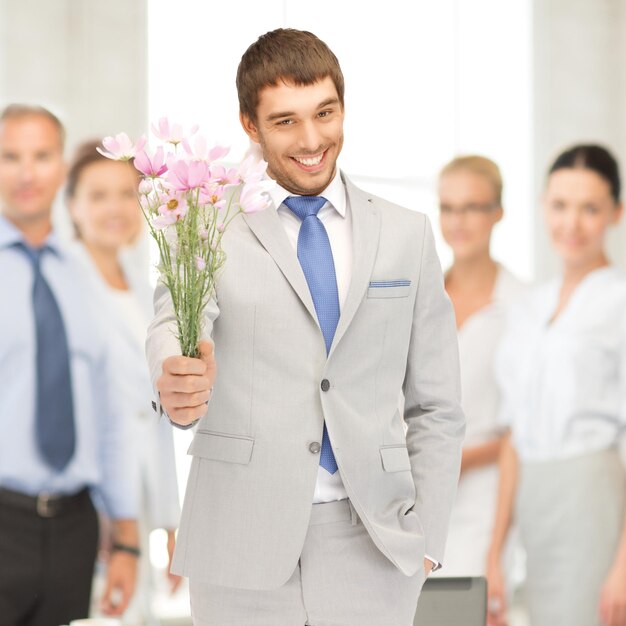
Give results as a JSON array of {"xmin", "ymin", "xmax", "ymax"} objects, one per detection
[{"xmin": 240, "ymin": 112, "xmax": 260, "ymax": 143}]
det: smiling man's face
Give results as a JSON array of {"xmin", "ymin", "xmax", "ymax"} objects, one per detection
[{"xmin": 241, "ymin": 76, "xmax": 344, "ymax": 196}]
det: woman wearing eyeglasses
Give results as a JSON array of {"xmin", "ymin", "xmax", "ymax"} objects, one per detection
[
  {"xmin": 435, "ymin": 156, "xmax": 526, "ymax": 586},
  {"xmin": 487, "ymin": 145, "xmax": 626, "ymax": 626}
]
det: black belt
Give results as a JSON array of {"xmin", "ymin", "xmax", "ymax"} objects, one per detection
[{"xmin": 0, "ymin": 486, "xmax": 91, "ymax": 518}]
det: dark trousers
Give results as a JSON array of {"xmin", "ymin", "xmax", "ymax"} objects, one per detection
[{"xmin": 0, "ymin": 488, "xmax": 99, "ymax": 626}]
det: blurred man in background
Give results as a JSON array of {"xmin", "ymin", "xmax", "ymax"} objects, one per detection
[{"xmin": 0, "ymin": 104, "xmax": 138, "ymax": 626}]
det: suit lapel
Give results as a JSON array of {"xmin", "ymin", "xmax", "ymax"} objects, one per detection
[
  {"xmin": 242, "ymin": 175, "xmax": 380, "ymax": 354},
  {"xmin": 329, "ymin": 175, "xmax": 380, "ymax": 356},
  {"xmin": 242, "ymin": 206, "xmax": 318, "ymax": 321}
]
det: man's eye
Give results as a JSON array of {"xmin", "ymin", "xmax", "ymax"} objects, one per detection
[
  {"xmin": 318, "ymin": 111, "xmax": 330, "ymax": 118},
  {"xmin": 277, "ymin": 119, "xmax": 293, "ymax": 126}
]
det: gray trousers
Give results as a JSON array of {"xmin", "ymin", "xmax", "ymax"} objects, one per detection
[{"xmin": 189, "ymin": 500, "xmax": 425, "ymax": 626}]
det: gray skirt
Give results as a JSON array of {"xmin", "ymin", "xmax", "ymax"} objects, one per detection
[{"xmin": 517, "ymin": 447, "xmax": 626, "ymax": 626}]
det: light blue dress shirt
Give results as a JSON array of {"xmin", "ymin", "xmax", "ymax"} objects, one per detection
[{"xmin": 0, "ymin": 215, "xmax": 136, "ymax": 519}]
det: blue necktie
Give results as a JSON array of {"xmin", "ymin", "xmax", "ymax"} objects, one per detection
[
  {"xmin": 283, "ymin": 195, "xmax": 339, "ymax": 474},
  {"xmin": 16, "ymin": 243, "xmax": 76, "ymax": 471}
]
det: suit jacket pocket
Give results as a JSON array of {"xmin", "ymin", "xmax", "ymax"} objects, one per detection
[
  {"xmin": 367, "ymin": 284, "xmax": 411, "ymax": 299},
  {"xmin": 188, "ymin": 430, "xmax": 254, "ymax": 464},
  {"xmin": 380, "ymin": 445, "xmax": 412, "ymax": 472}
]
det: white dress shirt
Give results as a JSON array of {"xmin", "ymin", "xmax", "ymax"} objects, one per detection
[
  {"xmin": 0, "ymin": 216, "xmax": 136, "ymax": 518},
  {"xmin": 269, "ymin": 171, "xmax": 351, "ymax": 503},
  {"xmin": 496, "ymin": 266, "xmax": 626, "ymax": 463}
]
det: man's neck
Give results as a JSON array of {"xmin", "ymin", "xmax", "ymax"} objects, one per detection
[{"xmin": 2, "ymin": 212, "xmax": 53, "ymax": 248}]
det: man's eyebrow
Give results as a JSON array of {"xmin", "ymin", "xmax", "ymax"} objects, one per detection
[
  {"xmin": 266, "ymin": 110, "xmax": 296, "ymax": 122},
  {"xmin": 265, "ymin": 98, "xmax": 340, "ymax": 122},
  {"xmin": 317, "ymin": 97, "xmax": 340, "ymax": 109}
]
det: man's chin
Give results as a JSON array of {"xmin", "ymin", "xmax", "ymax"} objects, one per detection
[
  {"xmin": 6, "ymin": 205, "xmax": 52, "ymax": 224},
  {"xmin": 282, "ymin": 167, "xmax": 336, "ymax": 197}
]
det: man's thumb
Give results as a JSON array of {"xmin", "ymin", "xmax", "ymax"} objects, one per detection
[{"xmin": 198, "ymin": 340, "xmax": 214, "ymax": 364}]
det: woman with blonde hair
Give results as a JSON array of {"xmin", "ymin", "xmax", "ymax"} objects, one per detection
[{"xmin": 435, "ymin": 155, "xmax": 525, "ymax": 581}]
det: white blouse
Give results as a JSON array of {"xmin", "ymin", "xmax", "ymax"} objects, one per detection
[
  {"xmin": 435, "ymin": 265, "xmax": 526, "ymax": 576},
  {"xmin": 497, "ymin": 266, "xmax": 626, "ymax": 463},
  {"xmin": 458, "ymin": 266, "xmax": 527, "ymax": 447}
]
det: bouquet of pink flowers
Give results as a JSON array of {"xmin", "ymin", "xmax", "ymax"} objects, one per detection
[{"xmin": 99, "ymin": 118, "xmax": 274, "ymax": 357}]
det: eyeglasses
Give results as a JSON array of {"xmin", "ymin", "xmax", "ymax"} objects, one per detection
[{"xmin": 439, "ymin": 203, "xmax": 499, "ymax": 216}]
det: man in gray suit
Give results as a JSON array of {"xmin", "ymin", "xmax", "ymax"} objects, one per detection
[{"xmin": 147, "ymin": 28, "xmax": 465, "ymax": 625}]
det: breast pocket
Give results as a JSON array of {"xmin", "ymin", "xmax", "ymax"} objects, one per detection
[{"xmin": 367, "ymin": 280, "xmax": 412, "ymax": 299}]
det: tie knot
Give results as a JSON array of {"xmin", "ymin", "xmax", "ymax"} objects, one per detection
[
  {"xmin": 283, "ymin": 195, "xmax": 327, "ymax": 220},
  {"xmin": 13, "ymin": 241, "xmax": 45, "ymax": 268}
]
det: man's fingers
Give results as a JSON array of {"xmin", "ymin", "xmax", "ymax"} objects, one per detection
[
  {"xmin": 164, "ymin": 355, "xmax": 207, "ymax": 376},
  {"xmin": 158, "ymin": 372, "xmax": 211, "ymax": 395},
  {"xmin": 168, "ymin": 389, "xmax": 211, "ymax": 408},
  {"xmin": 169, "ymin": 406, "xmax": 207, "ymax": 424}
]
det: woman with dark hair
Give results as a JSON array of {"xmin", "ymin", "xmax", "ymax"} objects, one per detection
[
  {"xmin": 487, "ymin": 145, "xmax": 626, "ymax": 626},
  {"xmin": 66, "ymin": 140, "xmax": 183, "ymax": 624}
]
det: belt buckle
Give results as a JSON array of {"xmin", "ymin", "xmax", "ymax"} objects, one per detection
[{"xmin": 36, "ymin": 493, "xmax": 55, "ymax": 518}]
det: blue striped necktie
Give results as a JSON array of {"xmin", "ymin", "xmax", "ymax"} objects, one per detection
[
  {"xmin": 283, "ymin": 195, "xmax": 339, "ymax": 474},
  {"xmin": 16, "ymin": 243, "xmax": 76, "ymax": 471}
]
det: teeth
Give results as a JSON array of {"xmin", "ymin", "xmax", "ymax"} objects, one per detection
[{"xmin": 294, "ymin": 154, "xmax": 323, "ymax": 166}]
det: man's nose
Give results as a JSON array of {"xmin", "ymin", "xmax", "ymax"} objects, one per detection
[
  {"xmin": 18, "ymin": 160, "xmax": 36, "ymax": 183},
  {"xmin": 297, "ymin": 120, "xmax": 323, "ymax": 153}
]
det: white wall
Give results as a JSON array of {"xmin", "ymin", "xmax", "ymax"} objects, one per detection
[
  {"xmin": 532, "ymin": 0, "xmax": 626, "ymax": 280},
  {"xmin": 0, "ymin": 0, "xmax": 148, "ymax": 249}
]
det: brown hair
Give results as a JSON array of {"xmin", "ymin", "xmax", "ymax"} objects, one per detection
[
  {"xmin": 0, "ymin": 103, "xmax": 66, "ymax": 149},
  {"xmin": 439, "ymin": 155, "xmax": 504, "ymax": 207},
  {"xmin": 236, "ymin": 28, "xmax": 345, "ymax": 123},
  {"xmin": 66, "ymin": 139, "xmax": 112, "ymax": 199}
]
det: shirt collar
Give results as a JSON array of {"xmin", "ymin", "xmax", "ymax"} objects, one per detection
[
  {"xmin": 269, "ymin": 169, "xmax": 347, "ymax": 218},
  {"xmin": 0, "ymin": 213, "xmax": 63, "ymax": 256}
]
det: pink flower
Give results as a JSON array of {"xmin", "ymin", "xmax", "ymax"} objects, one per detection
[
  {"xmin": 138, "ymin": 179, "xmax": 153, "ymax": 195},
  {"xmin": 199, "ymin": 228, "xmax": 209, "ymax": 239},
  {"xmin": 238, "ymin": 153, "xmax": 270, "ymax": 183},
  {"xmin": 151, "ymin": 117, "xmax": 199, "ymax": 145},
  {"xmin": 183, "ymin": 135, "xmax": 230, "ymax": 162},
  {"xmin": 166, "ymin": 159, "xmax": 211, "ymax": 191},
  {"xmin": 217, "ymin": 223, "xmax": 225, "ymax": 233},
  {"xmin": 195, "ymin": 256, "xmax": 206, "ymax": 271},
  {"xmin": 97, "ymin": 133, "xmax": 146, "ymax": 161},
  {"xmin": 209, "ymin": 164, "xmax": 241, "ymax": 187},
  {"xmin": 198, "ymin": 187, "xmax": 225, "ymax": 207},
  {"xmin": 239, "ymin": 180, "xmax": 273, "ymax": 214},
  {"xmin": 152, "ymin": 191, "xmax": 188, "ymax": 229},
  {"xmin": 152, "ymin": 213, "xmax": 177, "ymax": 229},
  {"xmin": 134, "ymin": 146, "xmax": 167, "ymax": 177}
]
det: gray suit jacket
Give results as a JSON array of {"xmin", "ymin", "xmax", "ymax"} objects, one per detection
[{"xmin": 146, "ymin": 173, "xmax": 465, "ymax": 590}]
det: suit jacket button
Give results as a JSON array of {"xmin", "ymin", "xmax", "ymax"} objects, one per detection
[
  {"xmin": 309, "ymin": 441, "xmax": 321, "ymax": 454},
  {"xmin": 321, "ymin": 379, "xmax": 330, "ymax": 392}
]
